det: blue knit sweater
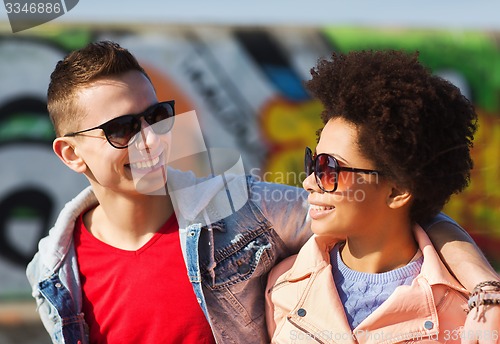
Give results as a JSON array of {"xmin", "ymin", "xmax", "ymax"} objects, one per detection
[{"xmin": 331, "ymin": 243, "xmax": 424, "ymax": 329}]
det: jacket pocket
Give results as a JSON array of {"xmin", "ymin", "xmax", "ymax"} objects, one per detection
[{"xmin": 202, "ymin": 226, "xmax": 274, "ymax": 289}]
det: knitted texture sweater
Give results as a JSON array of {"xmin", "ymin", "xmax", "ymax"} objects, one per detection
[{"xmin": 331, "ymin": 244, "xmax": 424, "ymax": 329}]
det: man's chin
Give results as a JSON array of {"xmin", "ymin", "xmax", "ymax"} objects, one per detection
[{"xmin": 133, "ymin": 167, "xmax": 168, "ymax": 195}]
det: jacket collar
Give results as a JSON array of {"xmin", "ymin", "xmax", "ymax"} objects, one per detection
[
  {"xmin": 284, "ymin": 235, "xmax": 336, "ymax": 281},
  {"xmin": 285, "ymin": 224, "xmax": 467, "ymax": 292},
  {"xmin": 413, "ymin": 224, "xmax": 467, "ymax": 292},
  {"xmin": 38, "ymin": 186, "xmax": 97, "ymax": 274},
  {"xmin": 166, "ymin": 167, "xmax": 248, "ymax": 229}
]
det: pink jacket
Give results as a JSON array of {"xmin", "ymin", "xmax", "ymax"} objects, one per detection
[{"xmin": 266, "ymin": 225, "xmax": 469, "ymax": 344}]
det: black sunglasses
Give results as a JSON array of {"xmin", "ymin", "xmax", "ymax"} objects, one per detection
[
  {"xmin": 305, "ymin": 147, "xmax": 380, "ymax": 192},
  {"xmin": 64, "ymin": 100, "xmax": 175, "ymax": 149}
]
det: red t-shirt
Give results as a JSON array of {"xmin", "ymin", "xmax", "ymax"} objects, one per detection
[{"xmin": 74, "ymin": 213, "xmax": 216, "ymax": 344}]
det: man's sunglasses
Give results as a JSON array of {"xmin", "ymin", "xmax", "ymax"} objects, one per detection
[
  {"xmin": 305, "ymin": 147, "xmax": 380, "ymax": 193},
  {"xmin": 64, "ymin": 100, "xmax": 175, "ymax": 149}
]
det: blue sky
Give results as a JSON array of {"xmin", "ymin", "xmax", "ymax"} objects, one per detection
[
  {"xmin": 2, "ymin": 0, "xmax": 500, "ymax": 30},
  {"xmin": 61, "ymin": 0, "xmax": 500, "ymax": 29}
]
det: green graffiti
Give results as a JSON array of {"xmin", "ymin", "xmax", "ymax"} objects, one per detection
[
  {"xmin": 323, "ymin": 27, "xmax": 500, "ymax": 112},
  {"xmin": 0, "ymin": 114, "xmax": 54, "ymax": 142}
]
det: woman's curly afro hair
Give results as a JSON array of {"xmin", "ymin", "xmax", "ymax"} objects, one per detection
[{"xmin": 305, "ymin": 50, "xmax": 477, "ymax": 223}]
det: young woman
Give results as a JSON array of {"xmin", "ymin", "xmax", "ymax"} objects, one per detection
[{"xmin": 266, "ymin": 50, "xmax": 499, "ymax": 343}]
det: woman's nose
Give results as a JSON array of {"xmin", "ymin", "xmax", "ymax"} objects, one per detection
[{"xmin": 303, "ymin": 171, "xmax": 321, "ymax": 193}]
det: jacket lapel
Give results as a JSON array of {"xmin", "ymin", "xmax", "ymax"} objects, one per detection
[{"xmin": 284, "ymin": 236, "xmax": 355, "ymax": 344}]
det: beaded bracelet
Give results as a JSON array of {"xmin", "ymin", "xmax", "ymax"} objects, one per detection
[
  {"xmin": 467, "ymin": 281, "xmax": 500, "ymax": 320},
  {"xmin": 468, "ymin": 292, "xmax": 500, "ymax": 310},
  {"xmin": 472, "ymin": 280, "xmax": 500, "ymax": 294}
]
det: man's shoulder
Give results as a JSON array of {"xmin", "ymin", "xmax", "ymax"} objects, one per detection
[
  {"xmin": 246, "ymin": 176, "xmax": 308, "ymax": 204},
  {"xmin": 29, "ymin": 186, "xmax": 97, "ymax": 273}
]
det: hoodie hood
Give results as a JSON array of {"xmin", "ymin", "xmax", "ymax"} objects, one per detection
[{"xmin": 36, "ymin": 186, "xmax": 97, "ymax": 275}]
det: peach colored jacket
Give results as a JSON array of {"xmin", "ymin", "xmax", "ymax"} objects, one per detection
[{"xmin": 266, "ymin": 225, "xmax": 468, "ymax": 344}]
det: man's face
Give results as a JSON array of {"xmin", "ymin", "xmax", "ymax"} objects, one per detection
[{"xmin": 69, "ymin": 70, "xmax": 172, "ymax": 196}]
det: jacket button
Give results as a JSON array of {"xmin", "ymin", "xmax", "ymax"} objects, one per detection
[
  {"xmin": 297, "ymin": 308, "xmax": 307, "ymax": 317},
  {"xmin": 55, "ymin": 283, "xmax": 62, "ymax": 288},
  {"xmin": 424, "ymin": 320, "xmax": 434, "ymax": 330}
]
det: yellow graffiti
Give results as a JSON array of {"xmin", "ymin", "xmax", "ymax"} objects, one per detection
[
  {"xmin": 261, "ymin": 97, "xmax": 323, "ymax": 185},
  {"xmin": 444, "ymin": 111, "xmax": 500, "ymax": 236}
]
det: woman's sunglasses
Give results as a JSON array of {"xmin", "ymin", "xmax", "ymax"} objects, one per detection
[
  {"xmin": 64, "ymin": 100, "xmax": 175, "ymax": 149},
  {"xmin": 305, "ymin": 147, "xmax": 380, "ymax": 192}
]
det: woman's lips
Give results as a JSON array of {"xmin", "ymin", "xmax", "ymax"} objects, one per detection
[{"xmin": 308, "ymin": 203, "xmax": 335, "ymax": 220}]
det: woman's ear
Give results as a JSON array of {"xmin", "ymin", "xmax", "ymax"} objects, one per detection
[
  {"xmin": 387, "ymin": 185, "xmax": 412, "ymax": 210},
  {"xmin": 53, "ymin": 137, "xmax": 87, "ymax": 174}
]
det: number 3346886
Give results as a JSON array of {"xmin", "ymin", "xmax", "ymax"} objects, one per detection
[{"xmin": 5, "ymin": 2, "xmax": 61, "ymax": 14}]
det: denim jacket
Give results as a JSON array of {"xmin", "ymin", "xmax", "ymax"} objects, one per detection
[{"xmin": 26, "ymin": 170, "xmax": 312, "ymax": 344}]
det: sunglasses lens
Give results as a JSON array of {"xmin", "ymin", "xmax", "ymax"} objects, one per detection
[
  {"xmin": 102, "ymin": 102, "xmax": 175, "ymax": 149},
  {"xmin": 316, "ymin": 154, "xmax": 338, "ymax": 192},
  {"xmin": 104, "ymin": 115, "xmax": 140, "ymax": 148},
  {"xmin": 146, "ymin": 102, "xmax": 175, "ymax": 134}
]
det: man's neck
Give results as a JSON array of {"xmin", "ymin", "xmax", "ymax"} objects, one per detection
[{"xmin": 83, "ymin": 189, "xmax": 174, "ymax": 251}]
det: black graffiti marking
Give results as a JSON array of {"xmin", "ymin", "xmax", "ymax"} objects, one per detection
[
  {"xmin": 0, "ymin": 96, "xmax": 53, "ymax": 143},
  {"xmin": 182, "ymin": 32, "xmax": 267, "ymax": 168},
  {"xmin": 0, "ymin": 188, "xmax": 52, "ymax": 266},
  {"xmin": 233, "ymin": 29, "xmax": 309, "ymax": 101}
]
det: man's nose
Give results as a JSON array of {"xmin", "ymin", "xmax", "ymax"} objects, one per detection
[{"xmin": 136, "ymin": 118, "xmax": 160, "ymax": 150}]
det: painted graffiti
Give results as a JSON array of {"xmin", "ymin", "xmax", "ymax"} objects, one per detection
[{"xmin": 0, "ymin": 26, "xmax": 499, "ymax": 297}]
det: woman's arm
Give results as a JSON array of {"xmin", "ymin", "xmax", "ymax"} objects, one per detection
[
  {"xmin": 426, "ymin": 220, "xmax": 499, "ymax": 291},
  {"xmin": 426, "ymin": 220, "xmax": 499, "ymax": 342}
]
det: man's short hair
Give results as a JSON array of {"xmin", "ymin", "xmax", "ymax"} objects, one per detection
[{"xmin": 47, "ymin": 40, "xmax": 150, "ymax": 136}]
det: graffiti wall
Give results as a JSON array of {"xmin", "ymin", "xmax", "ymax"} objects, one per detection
[{"xmin": 1, "ymin": 25, "xmax": 499, "ymax": 297}]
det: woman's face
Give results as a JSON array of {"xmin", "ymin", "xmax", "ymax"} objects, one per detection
[{"xmin": 302, "ymin": 118, "xmax": 390, "ymax": 239}]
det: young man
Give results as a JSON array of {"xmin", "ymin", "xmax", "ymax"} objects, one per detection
[{"xmin": 27, "ymin": 41, "xmax": 499, "ymax": 344}]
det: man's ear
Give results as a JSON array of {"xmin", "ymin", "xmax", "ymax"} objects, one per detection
[
  {"xmin": 53, "ymin": 137, "xmax": 87, "ymax": 174},
  {"xmin": 387, "ymin": 185, "xmax": 412, "ymax": 210}
]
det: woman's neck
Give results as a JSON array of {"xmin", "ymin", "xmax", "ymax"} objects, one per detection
[{"xmin": 340, "ymin": 217, "xmax": 418, "ymax": 273}]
